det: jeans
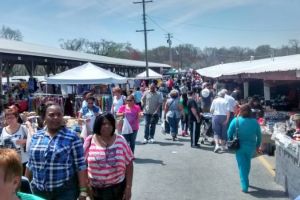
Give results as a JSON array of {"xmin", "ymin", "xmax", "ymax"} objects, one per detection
[
  {"xmin": 123, "ymin": 130, "xmax": 138, "ymax": 153},
  {"xmin": 167, "ymin": 116, "xmax": 180, "ymax": 137},
  {"xmin": 144, "ymin": 113, "xmax": 158, "ymax": 140},
  {"xmin": 32, "ymin": 176, "xmax": 79, "ymax": 200},
  {"xmin": 159, "ymin": 104, "xmax": 163, "ymax": 119}
]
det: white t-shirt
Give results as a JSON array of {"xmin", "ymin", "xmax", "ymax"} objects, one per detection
[
  {"xmin": 112, "ymin": 96, "xmax": 125, "ymax": 113},
  {"xmin": 79, "ymin": 107, "xmax": 102, "ymax": 132},
  {"xmin": 210, "ymin": 97, "xmax": 230, "ymax": 116},
  {"xmin": 225, "ymin": 94, "xmax": 237, "ymax": 112},
  {"xmin": 0, "ymin": 125, "xmax": 28, "ymax": 163}
]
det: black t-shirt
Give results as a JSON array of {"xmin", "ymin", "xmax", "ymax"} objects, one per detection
[{"xmin": 187, "ymin": 98, "xmax": 201, "ymax": 122}]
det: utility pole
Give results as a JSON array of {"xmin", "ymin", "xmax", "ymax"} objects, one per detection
[
  {"xmin": 166, "ymin": 33, "xmax": 173, "ymax": 66},
  {"xmin": 0, "ymin": 56, "xmax": 3, "ymax": 113},
  {"xmin": 134, "ymin": 0, "xmax": 154, "ymax": 78}
]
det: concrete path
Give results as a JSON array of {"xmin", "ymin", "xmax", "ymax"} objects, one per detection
[{"xmin": 131, "ymin": 124, "xmax": 289, "ymax": 200}]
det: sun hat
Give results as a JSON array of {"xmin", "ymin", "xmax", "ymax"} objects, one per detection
[{"xmin": 201, "ymin": 88, "xmax": 210, "ymax": 98}]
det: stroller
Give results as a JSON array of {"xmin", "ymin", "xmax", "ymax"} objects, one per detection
[{"xmin": 200, "ymin": 113, "xmax": 215, "ymax": 145}]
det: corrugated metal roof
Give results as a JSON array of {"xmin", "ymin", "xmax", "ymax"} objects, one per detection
[
  {"xmin": 0, "ymin": 38, "xmax": 170, "ymax": 68},
  {"xmin": 197, "ymin": 54, "xmax": 300, "ymax": 78}
]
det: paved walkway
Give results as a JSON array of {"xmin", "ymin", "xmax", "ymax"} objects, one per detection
[{"xmin": 131, "ymin": 124, "xmax": 289, "ymax": 200}]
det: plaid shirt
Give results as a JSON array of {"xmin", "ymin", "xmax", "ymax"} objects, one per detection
[{"xmin": 27, "ymin": 127, "xmax": 86, "ymax": 191}]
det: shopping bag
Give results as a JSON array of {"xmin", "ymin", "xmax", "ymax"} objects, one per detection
[
  {"xmin": 80, "ymin": 122, "xmax": 88, "ymax": 140},
  {"xmin": 161, "ymin": 120, "xmax": 166, "ymax": 134},
  {"xmin": 122, "ymin": 117, "xmax": 133, "ymax": 135},
  {"xmin": 116, "ymin": 118, "xmax": 123, "ymax": 134}
]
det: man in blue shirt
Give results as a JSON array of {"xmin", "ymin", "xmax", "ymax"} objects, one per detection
[{"xmin": 25, "ymin": 103, "xmax": 88, "ymax": 200}]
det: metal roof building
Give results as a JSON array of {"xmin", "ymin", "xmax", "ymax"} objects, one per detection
[
  {"xmin": 0, "ymin": 38, "xmax": 170, "ymax": 78},
  {"xmin": 197, "ymin": 54, "xmax": 300, "ymax": 80}
]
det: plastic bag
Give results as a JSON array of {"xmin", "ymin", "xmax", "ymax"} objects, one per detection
[
  {"xmin": 116, "ymin": 118, "xmax": 123, "ymax": 134},
  {"xmin": 161, "ymin": 120, "xmax": 166, "ymax": 135},
  {"xmin": 122, "ymin": 117, "xmax": 133, "ymax": 135},
  {"xmin": 81, "ymin": 122, "xmax": 88, "ymax": 140}
]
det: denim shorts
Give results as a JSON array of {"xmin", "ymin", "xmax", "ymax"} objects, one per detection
[{"xmin": 212, "ymin": 115, "xmax": 227, "ymax": 140}]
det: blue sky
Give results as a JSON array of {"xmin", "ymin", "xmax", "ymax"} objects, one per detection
[{"xmin": 0, "ymin": 0, "xmax": 300, "ymax": 51}]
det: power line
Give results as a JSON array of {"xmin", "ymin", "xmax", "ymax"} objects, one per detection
[
  {"xmin": 146, "ymin": 15, "xmax": 187, "ymax": 44},
  {"xmin": 148, "ymin": 16, "xmax": 300, "ymax": 32},
  {"xmin": 146, "ymin": 15, "xmax": 169, "ymax": 33}
]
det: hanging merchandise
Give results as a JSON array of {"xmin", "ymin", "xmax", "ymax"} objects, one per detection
[{"xmin": 29, "ymin": 94, "xmax": 65, "ymax": 113}]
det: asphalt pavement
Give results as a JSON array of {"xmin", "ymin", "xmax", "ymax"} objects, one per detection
[{"xmin": 131, "ymin": 123, "xmax": 289, "ymax": 200}]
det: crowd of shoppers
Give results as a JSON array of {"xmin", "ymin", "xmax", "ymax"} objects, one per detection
[{"xmin": 0, "ymin": 74, "xmax": 265, "ymax": 199}]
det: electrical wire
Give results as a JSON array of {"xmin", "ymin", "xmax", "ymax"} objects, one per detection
[{"xmin": 148, "ymin": 16, "xmax": 300, "ymax": 32}]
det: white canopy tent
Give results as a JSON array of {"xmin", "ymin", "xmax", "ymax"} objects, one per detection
[
  {"xmin": 135, "ymin": 69, "xmax": 163, "ymax": 79},
  {"xmin": 46, "ymin": 62, "xmax": 127, "ymax": 85}
]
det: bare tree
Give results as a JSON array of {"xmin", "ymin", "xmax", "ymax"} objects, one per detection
[
  {"xmin": 289, "ymin": 39, "xmax": 300, "ymax": 54},
  {"xmin": 0, "ymin": 25, "xmax": 23, "ymax": 41},
  {"xmin": 59, "ymin": 38, "xmax": 87, "ymax": 51}
]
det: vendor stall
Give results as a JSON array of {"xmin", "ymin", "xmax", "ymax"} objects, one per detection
[
  {"xmin": 272, "ymin": 114, "xmax": 300, "ymax": 199},
  {"xmin": 135, "ymin": 69, "xmax": 163, "ymax": 79}
]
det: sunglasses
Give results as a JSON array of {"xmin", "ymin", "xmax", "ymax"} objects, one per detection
[{"xmin": 126, "ymin": 99, "xmax": 133, "ymax": 102}]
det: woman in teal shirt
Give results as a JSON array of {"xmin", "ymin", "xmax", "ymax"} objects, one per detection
[{"xmin": 227, "ymin": 104, "xmax": 262, "ymax": 193}]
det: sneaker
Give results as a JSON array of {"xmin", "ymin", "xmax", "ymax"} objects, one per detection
[
  {"xmin": 214, "ymin": 146, "xmax": 221, "ymax": 153},
  {"xmin": 223, "ymin": 145, "xmax": 228, "ymax": 151},
  {"xmin": 149, "ymin": 138, "xmax": 155, "ymax": 144},
  {"xmin": 142, "ymin": 139, "xmax": 148, "ymax": 144}
]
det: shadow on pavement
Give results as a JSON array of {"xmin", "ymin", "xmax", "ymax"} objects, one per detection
[
  {"xmin": 164, "ymin": 137, "xmax": 191, "ymax": 143},
  {"xmin": 135, "ymin": 141, "xmax": 184, "ymax": 146},
  {"xmin": 155, "ymin": 141, "xmax": 184, "ymax": 146},
  {"xmin": 248, "ymin": 185, "xmax": 287, "ymax": 198},
  {"xmin": 134, "ymin": 158, "xmax": 166, "ymax": 165}
]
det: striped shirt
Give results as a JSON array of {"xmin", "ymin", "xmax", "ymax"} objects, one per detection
[
  {"xmin": 84, "ymin": 134, "xmax": 134, "ymax": 188},
  {"xmin": 27, "ymin": 127, "xmax": 86, "ymax": 191}
]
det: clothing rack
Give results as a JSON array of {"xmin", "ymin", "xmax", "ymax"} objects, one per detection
[{"xmin": 28, "ymin": 94, "xmax": 65, "ymax": 112}]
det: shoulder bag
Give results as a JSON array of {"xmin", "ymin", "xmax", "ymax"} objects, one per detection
[{"xmin": 227, "ymin": 117, "xmax": 240, "ymax": 150}]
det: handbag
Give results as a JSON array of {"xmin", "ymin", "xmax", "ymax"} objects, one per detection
[{"xmin": 227, "ymin": 117, "xmax": 240, "ymax": 150}]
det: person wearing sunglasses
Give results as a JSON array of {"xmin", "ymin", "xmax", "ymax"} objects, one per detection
[
  {"xmin": 78, "ymin": 96, "xmax": 102, "ymax": 135},
  {"xmin": 0, "ymin": 109, "xmax": 30, "ymax": 174},
  {"xmin": 117, "ymin": 95, "xmax": 143, "ymax": 153},
  {"xmin": 83, "ymin": 113, "xmax": 134, "ymax": 200}
]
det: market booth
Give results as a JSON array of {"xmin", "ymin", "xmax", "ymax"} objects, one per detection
[
  {"xmin": 272, "ymin": 114, "xmax": 300, "ymax": 199},
  {"xmin": 135, "ymin": 68, "xmax": 163, "ymax": 79},
  {"xmin": 197, "ymin": 54, "xmax": 300, "ymax": 198},
  {"xmin": 46, "ymin": 62, "xmax": 127, "ymax": 136}
]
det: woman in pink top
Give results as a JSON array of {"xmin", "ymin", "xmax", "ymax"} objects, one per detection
[
  {"xmin": 83, "ymin": 113, "xmax": 134, "ymax": 200},
  {"xmin": 117, "ymin": 95, "xmax": 143, "ymax": 153}
]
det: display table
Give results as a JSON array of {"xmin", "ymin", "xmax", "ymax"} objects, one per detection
[
  {"xmin": 274, "ymin": 134, "xmax": 300, "ymax": 199},
  {"xmin": 261, "ymin": 126, "xmax": 276, "ymax": 155}
]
